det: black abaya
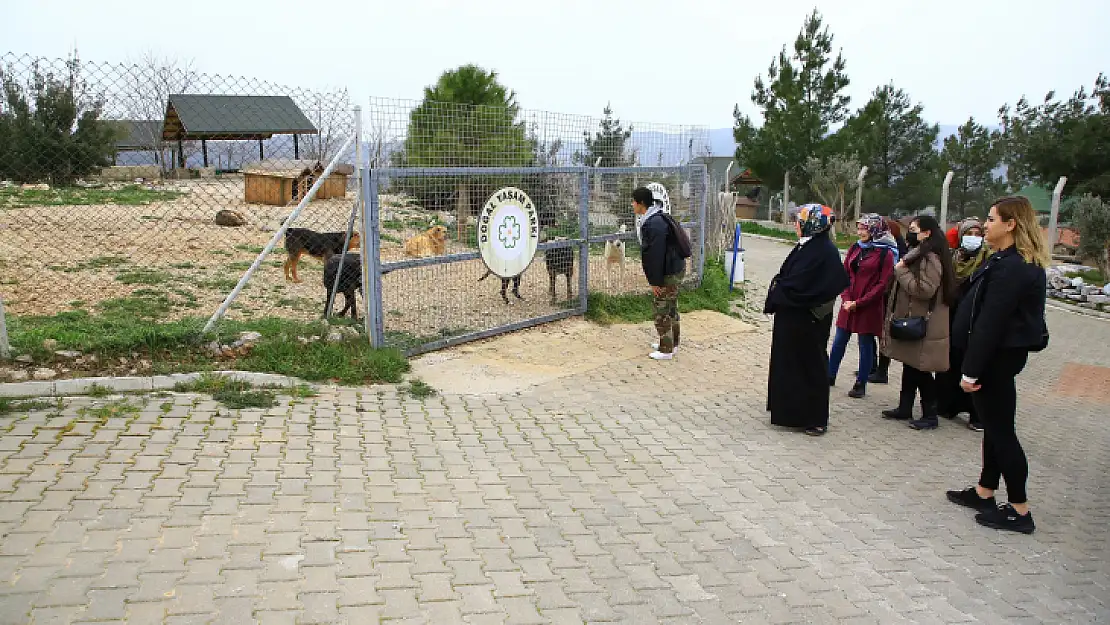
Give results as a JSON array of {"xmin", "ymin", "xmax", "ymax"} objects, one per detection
[{"xmin": 764, "ymin": 231, "xmax": 849, "ymax": 429}]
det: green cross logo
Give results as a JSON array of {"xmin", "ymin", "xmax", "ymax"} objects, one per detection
[{"xmin": 498, "ymin": 215, "xmax": 522, "ymax": 249}]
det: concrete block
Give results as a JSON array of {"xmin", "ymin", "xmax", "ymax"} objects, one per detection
[{"xmin": 0, "ymin": 381, "xmax": 55, "ymax": 397}]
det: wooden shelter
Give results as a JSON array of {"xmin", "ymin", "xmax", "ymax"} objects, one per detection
[
  {"xmin": 241, "ymin": 159, "xmax": 353, "ymax": 206},
  {"xmin": 161, "ymin": 95, "xmax": 318, "ymax": 168},
  {"xmin": 111, "ymin": 120, "xmax": 163, "ymax": 165}
]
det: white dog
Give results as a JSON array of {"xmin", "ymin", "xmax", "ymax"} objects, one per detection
[{"xmin": 603, "ymin": 223, "xmax": 628, "ymax": 281}]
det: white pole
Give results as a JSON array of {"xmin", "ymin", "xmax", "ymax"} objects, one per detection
[
  {"xmin": 0, "ymin": 294, "xmax": 10, "ymax": 360},
  {"xmin": 940, "ymin": 170, "xmax": 955, "ymax": 227},
  {"xmin": 354, "ymin": 106, "xmax": 371, "ymax": 339},
  {"xmin": 782, "ymin": 171, "xmax": 791, "ymax": 225},
  {"xmin": 202, "ymin": 135, "xmax": 356, "ymax": 334},
  {"xmin": 855, "ymin": 166, "xmax": 868, "ymax": 222},
  {"xmin": 1049, "ymin": 176, "xmax": 1067, "ymax": 250}
]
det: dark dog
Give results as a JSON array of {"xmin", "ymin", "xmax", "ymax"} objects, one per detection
[
  {"xmin": 544, "ymin": 239, "xmax": 574, "ymax": 303},
  {"xmin": 478, "ymin": 268, "xmax": 523, "ymax": 304},
  {"xmin": 284, "ymin": 227, "xmax": 361, "ymax": 283},
  {"xmin": 322, "ymin": 253, "xmax": 362, "ymax": 319}
]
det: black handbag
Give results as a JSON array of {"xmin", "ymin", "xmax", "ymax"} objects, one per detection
[{"xmin": 888, "ymin": 280, "xmax": 937, "ymax": 341}]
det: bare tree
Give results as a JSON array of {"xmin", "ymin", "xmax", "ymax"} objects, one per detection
[
  {"xmin": 123, "ymin": 51, "xmax": 198, "ymax": 172},
  {"xmin": 804, "ymin": 155, "xmax": 861, "ymax": 231},
  {"xmin": 302, "ymin": 91, "xmax": 352, "ymax": 163}
]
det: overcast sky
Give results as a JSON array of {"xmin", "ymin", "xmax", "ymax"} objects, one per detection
[{"xmin": 2, "ymin": 0, "xmax": 1106, "ymax": 130}]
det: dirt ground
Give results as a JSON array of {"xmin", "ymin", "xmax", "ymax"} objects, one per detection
[
  {"xmin": 408, "ymin": 310, "xmax": 756, "ymax": 395},
  {"xmin": 0, "ymin": 177, "xmax": 658, "ymax": 346}
]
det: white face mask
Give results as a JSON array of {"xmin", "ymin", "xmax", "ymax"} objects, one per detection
[{"xmin": 961, "ymin": 235, "xmax": 984, "ymax": 252}]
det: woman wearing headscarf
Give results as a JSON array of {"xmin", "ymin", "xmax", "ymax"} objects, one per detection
[
  {"xmin": 867, "ymin": 218, "xmax": 908, "ymax": 384},
  {"xmin": 937, "ymin": 218, "xmax": 990, "ymax": 430},
  {"xmin": 764, "ymin": 204, "xmax": 850, "ymax": 436},
  {"xmin": 827, "ymin": 214, "xmax": 895, "ymax": 399},
  {"xmin": 880, "ymin": 215, "xmax": 958, "ymax": 431},
  {"xmin": 947, "ymin": 196, "xmax": 1049, "ymax": 534}
]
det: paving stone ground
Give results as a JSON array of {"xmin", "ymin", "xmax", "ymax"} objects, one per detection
[{"xmin": 1, "ymin": 236, "xmax": 1107, "ymax": 624}]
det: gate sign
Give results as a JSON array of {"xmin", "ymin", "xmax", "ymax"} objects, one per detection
[{"xmin": 478, "ymin": 187, "xmax": 540, "ymax": 278}]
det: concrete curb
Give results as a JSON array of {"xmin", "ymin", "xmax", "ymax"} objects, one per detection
[
  {"xmin": 1046, "ymin": 300, "xmax": 1110, "ymax": 322},
  {"xmin": 0, "ymin": 370, "xmax": 310, "ymax": 399}
]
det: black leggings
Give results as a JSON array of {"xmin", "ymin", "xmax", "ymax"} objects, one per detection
[{"xmin": 972, "ymin": 350, "xmax": 1030, "ymax": 503}]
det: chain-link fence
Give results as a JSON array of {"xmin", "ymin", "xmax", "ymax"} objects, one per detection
[
  {"xmin": 1, "ymin": 51, "xmax": 710, "ymax": 356},
  {"xmin": 0, "ymin": 52, "xmax": 357, "ymax": 329}
]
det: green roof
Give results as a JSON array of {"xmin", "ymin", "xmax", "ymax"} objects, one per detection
[
  {"xmin": 162, "ymin": 94, "xmax": 317, "ymax": 141},
  {"xmin": 112, "ymin": 120, "xmax": 162, "ymax": 150},
  {"xmin": 1016, "ymin": 184, "xmax": 1053, "ymax": 214}
]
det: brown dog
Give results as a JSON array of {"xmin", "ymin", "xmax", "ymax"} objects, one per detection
[
  {"xmin": 283, "ymin": 227, "xmax": 361, "ymax": 283},
  {"xmin": 403, "ymin": 225, "xmax": 448, "ymax": 258}
]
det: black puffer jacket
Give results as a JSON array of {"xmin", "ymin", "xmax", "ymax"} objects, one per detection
[
  {"xmin": 640, "ymin": 213, "xmax": 685, "ymax": 287},
  {"xmin": 952, "ymin": 246, "xmax": 1048, "ymax": 378}
]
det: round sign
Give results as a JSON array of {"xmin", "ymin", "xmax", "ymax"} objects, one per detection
[
  {"xmin": 646, "ymin": 182, "xmax": 671, "ymax": 213},
  {"xmin": 478, "ymin": 186, "xmax": 540, "ymax": 278}
]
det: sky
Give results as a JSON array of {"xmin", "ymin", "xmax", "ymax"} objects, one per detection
[{"xmin": 2, "ymin": 0, "xmax": 1107, "ymax": 132}]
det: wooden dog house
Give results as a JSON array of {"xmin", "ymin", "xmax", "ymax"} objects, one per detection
[{"xmin": 241, "ymin": 159, "xmax": 353, "ymax": 205}]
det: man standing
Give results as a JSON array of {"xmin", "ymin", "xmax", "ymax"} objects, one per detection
[{"xmin": 632, "ymin": 185, "xmax": 687, "ymax": 360}]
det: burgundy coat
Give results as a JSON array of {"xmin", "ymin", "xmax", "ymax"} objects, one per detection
[{"xmin": 835, "ymin": 243, "xmax": 894, "ymax": 335}]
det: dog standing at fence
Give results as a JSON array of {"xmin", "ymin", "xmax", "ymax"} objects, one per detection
[
  {"xmin": 603, "ymin": 223, "xmax": 628, "ymax": 283},
  {"xmin": 322, "ymin": 253, "xmax": 362, "ymax": 320}
]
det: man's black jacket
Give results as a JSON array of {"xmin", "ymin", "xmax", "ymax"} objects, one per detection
[{"xmin": 640, "ymin": 212, "xmax": 686, "ymax": 287}]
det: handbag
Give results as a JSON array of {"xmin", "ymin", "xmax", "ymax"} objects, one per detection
[{"xmin": 888, "ymin": 280, "xmax": 938, "ymax": 341}]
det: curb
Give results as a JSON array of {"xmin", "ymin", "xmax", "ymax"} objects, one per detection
[
  {"xmin": 1046, "ymin": 300, "xmax": 1110, "ymax": 322},
  {"xmin": 0, "ymin": 370, "xmax": 310, "ymax": 399}
]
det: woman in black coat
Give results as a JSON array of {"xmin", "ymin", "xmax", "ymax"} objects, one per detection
[
  {"xmin": 946, "ymin": 196, "xmax": 1049, "ymax": 534},
  {"xmin": 764, "ymin": 204, "xmax": 850, "ymax": 436}
]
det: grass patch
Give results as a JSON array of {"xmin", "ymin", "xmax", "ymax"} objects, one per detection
[
  {"xmin": 86, "ymin": 383, "xmax": 114, "ymax": 398},
  {"xmin": 381, "ymin": 233, "xmax": 403, "ymax": 245},
  {"xmin": 174, "ymin": 373, "xmax": 277, "ymax": 409},
  {"xmin": 586, "ymin": 259, "xmax": 743, "ymax": 325},
  {"xmin": 115, "ymin": 269, "xmax": 172, "ymax": 285},
  {"xmin": 0, "ymin": 398, "xmax": 55, "ymax": 416},
  {"xmin": 1065, "ymin": 268, "xmax": 1106, "ymax": 284},
  {"xmin": 234, "ymin": 244, "xmax": 266, "ymax": 254},
  {"xmin": 0, "ymin": 184, "xmax": 182, "ymax": 208},
  {"xmin": 77, "ymin": 399, "xmax": 140, "ymax": 425},
  {"xmin": 403, "ymin": 378, "xmax": 436, "ymax": 399},
  {"xmin": 196, "ymin": 276, "xmax": 240, "ymax": 292},
  {"xmin": 49, "ymin": 256, "xmax": 131, "ymax": 273}
]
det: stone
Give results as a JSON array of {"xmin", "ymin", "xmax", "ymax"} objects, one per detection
[
  {"xmin": 214, "ymin": 209, "xmax": 248, "ymax": 227},
  {"xmin": 42, "ymin": 338, "xmax": 58, "ymax": 350},
  {"xmin": 1068, "ymin": 294, "xmax": 1084, "ymax": 301},
  {"xmin": 9, "ymin": 370, "xmax": 29, "ymax": 382},
  {"xmin": 54, "ymin": 350, "xmax": 82, "ymax": 359},
  {"xmin": 1078, "ymin": 302, "xmax": 1098, "ymax": 309},
  {"xmin": 15, "ymin": 355, "xmax": 33, "ymax": 364},
  {"xmin": 1088, "ymin": 294, "xmax": 1109, "ymax": 305},
  {"xmin": 32, "ymin": 368, "xmax": 57, "ymax": 381},
  {"xmin": 239, "ymin": 331, "xmax": 263, "ymax": 343},
  {"xmin": 327, "ymin": 331, "xmax": 347, "ymax": 344}
]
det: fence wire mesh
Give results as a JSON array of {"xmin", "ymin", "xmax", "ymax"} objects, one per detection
[
  {"xmin": 1, "ymin": 51, "xmax": 711, "ymax": 355},
  {"xmin": 0, "ymin": 52, "xmax": 357, "ymax": 326}
]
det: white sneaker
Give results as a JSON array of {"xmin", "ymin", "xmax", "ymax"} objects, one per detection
[
  {"xmin": 651, "ymin": 343, "xmax": 679, "ymax": 353},
  {"xmin": 649, "ymin": 351, "xmax": 674, "ymax": 360}
]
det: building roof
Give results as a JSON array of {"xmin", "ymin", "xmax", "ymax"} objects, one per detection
[
  {"xmin": 241, "ymin": 159, "xmax": 324, "ymax": 179},
  {"xmin": 112, "ymin": 120, "xmax": 163, "ymax": 150},
  {"xmin": 162, "ymin": 95, "xmax": 318, "ymax": 141},
  {"xmin": 1017, "ymin": 184, "xmax": 1053, "ymax": 214}
]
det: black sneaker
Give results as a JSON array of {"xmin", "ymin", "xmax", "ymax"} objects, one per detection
[
  {"xmin": 946, "ymin": 487, "xmax": 996, "ymax": 512},
  {"xmin": 868, "ymin": 371, "xmax": 888, "ymax": 384},
  {"xmin": 976, "ymin": 504, "xmax": 1035, "ymax": 534},
  {"xmin": 847, "ymin": 382, "xmax": 866, "ymax": 399},
  {"xmin": 882, "ymin": 408, "xmax": 910, "ymax": 420},
  {"xmin": 967, "ymin": 421, "xmax": 984, "ymax": 432},
  {"xmin": 908, "ymin": 418, "xmax": 938, "ymax": 430}
]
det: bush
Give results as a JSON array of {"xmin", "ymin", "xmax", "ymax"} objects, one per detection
[{"xmin": 1072, "ymin": 194, "xmax": 1110, "ymax": 279}]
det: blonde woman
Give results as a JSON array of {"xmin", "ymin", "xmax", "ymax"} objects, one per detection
[{"xmin": 946, "ymin": 196, "xmax": 1050, "ymax": 534}]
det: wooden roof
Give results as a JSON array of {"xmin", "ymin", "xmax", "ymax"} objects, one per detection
[
  {"xmin": 241, "ymin": 159, "xmax": 324, "ymax": 179},
  {"xmin": 162, "ymin": 95, "xmax": 317, "ymax": 141}
]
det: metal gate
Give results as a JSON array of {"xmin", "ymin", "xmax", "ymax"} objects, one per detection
[{"xmin": 359, "ymin": 165, "xmax": 708, "ymax": 355}]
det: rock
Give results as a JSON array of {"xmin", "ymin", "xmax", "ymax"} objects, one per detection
[
  {"xmin": 9, "ymin": 370, "xmax": 29, "ymax": 382},
  {"xmin": 1078, "ymin": 302, "xmax": 1098, "ymax": 309},
  {"xmin": 214, "ymin": 209, "xmax": 248, "ymax": 227},
  {"xmin": 238, "ymin": 331, "xmax": 263, "ymax": 343},
  {"xmin": 42, "ymin": 338, "xmax": 58, "ymax": 350},
  {"xmin": 1071, "ymin": 277, "xmax": 1086, "ymax": 287},
  {"xmin": 1068, "ymin": 294, "xmax": 1084, "ymax": 301},
  {"xmin": 32, "ymin": 368, "xmax": 57, "ymax": 380},
  {"xmin": 1050, "ymin": 275, "xmax": 1072, "ymax": 290},
  {"xmin": 21, "ymin": 183, "xmax": 50, "ymax": 191},
  {"xmin": 55, "ymin": 350, "xmax": 82, "ymax": 359},
  {"xmin": 1088, "ymin": 294, "xmax": 1109, "ymax": 305},
  {"xmin": 206, "ymin": 341, "xmax": 222, "ymax": 356},
  {"xmin": 15, "ymin": 355, "xmax": 33, "ymax": 364},
  {"xmin": 86, "ymin": 354, "xmax": 98, "ymax": 364},
  {"xmin": 326, "ymin": 331, "xmax": 347, "ymax": 343}
]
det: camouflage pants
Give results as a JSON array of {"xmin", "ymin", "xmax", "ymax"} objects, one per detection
[{"xmin": 653, "ymin": 272, "xmax": 684, "ymax": 353}]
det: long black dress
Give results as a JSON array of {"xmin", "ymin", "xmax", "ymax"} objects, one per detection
[{"xmin": 764, "ymin": 230, "xmax": 850, "ymax": 429}]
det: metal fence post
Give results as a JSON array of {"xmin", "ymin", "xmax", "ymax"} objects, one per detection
[
  {"xmin": 940, "ymin": 171, "xmax": 954, "ymax": 227},
  {"xmin": 578, "ymin": 171, "xmax": 590, "ymax": 314},
  {"xmin": 782, "ymin": 171, "xmax": 791, "ymax": 225},
  {"xmin": 697, "ymin": 164, "xmax": 708, "ymax": 284},
  {"xmin": 362, "ymin": 168, "xmax": 386, "ymax": 347},
  {"xmin": 1049, "ymin": 176, "xmax": 1067, "ymax": 250},
  {"xmin": 0, "ymin": 294, "xmax": 11, "ymax": 360}
]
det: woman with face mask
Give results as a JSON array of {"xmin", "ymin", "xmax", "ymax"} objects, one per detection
[
  {"xmin": 880, "ymin": 215, "xmax": 958, "ymax": 430},
  {"xmin": 937, "ymin": 218, "xmax": 990, "ymax": 430}
]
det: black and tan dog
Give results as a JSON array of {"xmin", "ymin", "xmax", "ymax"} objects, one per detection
[
  {"xmin": 283, "ymin": 227, "xmax": 361, "ymax": 283},
  {"xmin": 478, "ymin": 268, "xmax": 523, "ymax": 304}
]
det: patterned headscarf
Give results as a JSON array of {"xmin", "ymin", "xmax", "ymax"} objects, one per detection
[
  {"xmin": 857, "ymin": 213, "xmax": 887, "ymax": 241},
  {"xmin": 797, "ymin": 203, "xmax": 835, "ymax": 238}
]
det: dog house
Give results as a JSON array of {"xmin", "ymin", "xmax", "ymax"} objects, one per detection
[{"xmin": 241, "ymin": 159, "xmax": 355, "ymax": 205}]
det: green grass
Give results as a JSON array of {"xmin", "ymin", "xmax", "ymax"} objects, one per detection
[
  {"xmin": 403, "ymin": 378, "xmax": 437, "ymax": 400},
  {"xmin": 115, "ymin": 269, "xmax": 172, "ymax": 285},
  {"xmin": 0, "ymin": 398, "xmax": 55, "ymax": 416},
  {"xmin": 586, "ymin": 259, "xmax": 744, "ymax": 325},
  {"xmin": 738, "ymin": 221, "xmax": 856, "ymax": 249},
  {"xmin": 381, "ymin": 233, "xmax": 403, "ymax": 245},
  {"xmin": 86, "ymin": 383, "xmax": 114, "ymax": 398},
  {"xmin": 77, "ymin": 399, "xmax": 140, "ymax": 425},
  {"xmin": 1065, "ymin": 268, "xmax": 1106, "ymax": 284},
  {"xmin": 7, "ymin": 310, "xmax": 409, "ymax": 385},
  {"xmin": 49, "ymin": 256, "xmax": 131, "ymax": 273},
  {"xmin": 0, "ymin": 185, "xmax": 182, "ymax": 208},
  {"xmin": 174, "ymin": 373, "xmax": 277, "ymax": 409}
]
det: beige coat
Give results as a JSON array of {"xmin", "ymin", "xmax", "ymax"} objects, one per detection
[{"xmin": 881, "ymin": 248, "xmax": 950, "ymax": 372}]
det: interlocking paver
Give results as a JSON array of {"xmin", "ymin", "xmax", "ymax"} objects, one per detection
[{"xmin": 0, "ymin": 236, "xmax": 1107, "ymax": 623}]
